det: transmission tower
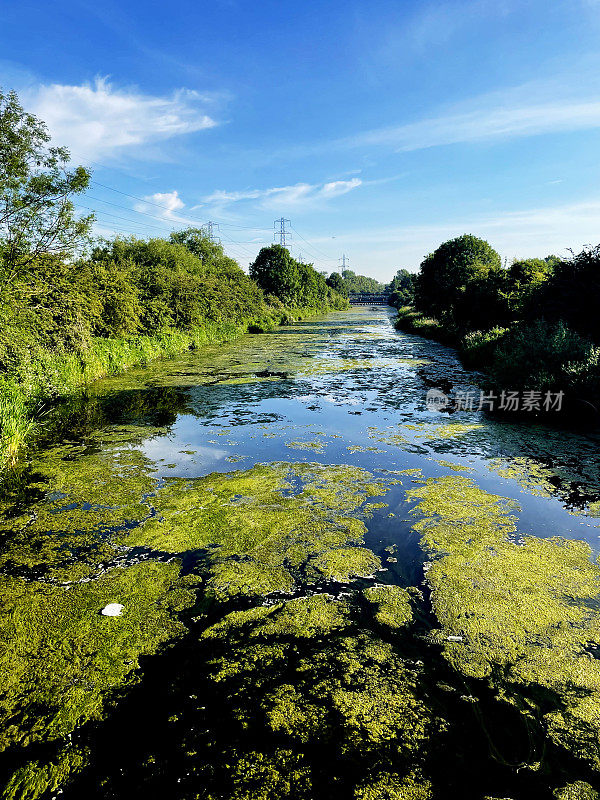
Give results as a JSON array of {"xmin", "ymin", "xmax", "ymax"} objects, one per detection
[
  {"xmin": 274, "ymin": 218, "xmax": 292, "ymax": 248},
  {"xmin": 203, "ymin": 221, "xmax": 220, "ymax": 244},
  {"xmin": 339, "ymin": 254, "xmax": 350, "ymax": 271}
]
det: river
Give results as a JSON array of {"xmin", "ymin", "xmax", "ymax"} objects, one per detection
[{"xmin": 2, "ymin": 307, "xmax": 600, "ymax": 799}]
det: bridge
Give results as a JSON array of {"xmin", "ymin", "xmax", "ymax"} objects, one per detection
[{"xmin": 348, "ymin": 293, "xmax": 389, "ymax": 306}]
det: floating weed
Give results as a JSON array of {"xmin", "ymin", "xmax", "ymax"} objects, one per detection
[
  {"xmin": 435, "ymin": 459, "xmax": 474, "ymax": 472},
  {"xmin": 125, "ymin": 462, "xmax": 394, "ymax": 600},
  {"xmin": 0, "ymin": 561, "xmax": 196, "ymax": 794},
  {"xmin": 363, "ymin": 585, "xmax": 413, "ymax": 629},
  {"xmin": 409, "ymin": 474, "xmax": 600, "ymax": 771},
  {"xmin": 193, "ymin": 596, "xmax": 442, "ymax": 798},
  {"xmin": 488, "ymin": 456, "xmax": 559, "ymax": 498},
  {"xmin": 347, "ymin": 445, "xmax": 385, "ymax": 453},
  {"xmin": 285, "ymin": 439, "xmax": 326, "ymax": 453}
]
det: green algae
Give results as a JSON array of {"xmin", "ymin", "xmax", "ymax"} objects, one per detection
[
  {"xmin": 553, "ymin": 782, "xmax": 599, "ymax": 800},
  {"xmin": 308, "ymin": 546, "xmax": 381, "ymax": 582},
  {"xmin": 347, "ymin": 445, "xmax": 385, "ymax": 453},
  {"xmin": 0, "ymin": 444, "xmax": 158, "ymax": 583},
  {"xmin": 285, "ymin": 439, "xmax": 326, "ymax": 453},
  {"xmin": 354, "ymin": 771, "xmax": 432, "ymax": 800},
  {"xmin": 194, "ymin": 596, "xmax": 441, "ymax": 799},
  {"xmin": 436, "ymin": 459, "xmax": 474, "ymax": 472},
  {"xmin": 125, "ymin": 462, "xmax": 393, "ymax": 600},
  {"xmin": 488, "ymin": 456, "xmax": 559, "ymax": 497},
  {"xmin": 363, "ymin": 585, "xmax": 413, "ymax": 629},
  {"xmin": 0, "ymin": 561, "xmax": 195, "ymax": 751},
  {"xmin": 3, "ymin": 746, "xmax": 89, "ymax": 800},
  {"xmin": 0, "ymin": 560, "xmax": 197, "ymax": 798},
  {"xmin": 367, "ymin": 422, "xmax": 482, "ymax": 451},
  {"xmin": 408, "ymin": 474, "xmax": 600, "ymax": 772}
]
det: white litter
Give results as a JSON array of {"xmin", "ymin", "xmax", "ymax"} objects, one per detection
[{"xmin": 101, "ymin": 603, "xmax": 124, "ymax": 617}]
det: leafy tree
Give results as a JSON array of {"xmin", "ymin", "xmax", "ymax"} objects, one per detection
[
  {"xmin": 414, "ymin": 234, "xmax": 502, "ymax": 328},
  {"xmin": 386, "ymin": 269, "xmax": 415, "ymax": 308},
  {"xmin": 530, "ymin": 246, "xmax": 600, "ymax": 342},
  {"xmin": 250, "ymin": 245, "xmax": 301, "ymax": 305},
  {"xmin": 506, "ymin": 256, "xmax": 556, "ymax": 316},
  {"xmin": 326, "ymin": 272, "xmax": 347, "ymax": 296},
  {"xmin": 340, "ymin": 269, "xmax": 385, "ymax": 294},
  {"xmin": 250, "ymin": 246, "xmax": 347, "ymax": 310},
  {"xmin": 0, "ymin": 88, "xmax": 92, "ymax": 282}
]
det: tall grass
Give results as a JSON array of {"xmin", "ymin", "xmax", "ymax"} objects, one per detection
[
  {"xmin": 0, "ymin": 379, "xmax": 36, "ymax": 471},
  {"xmin": 0, "ymin": 305, "xmax": 343, "ymax": 477}
]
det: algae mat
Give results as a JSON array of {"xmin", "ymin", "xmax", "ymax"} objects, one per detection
[{"xmin": 1, "ymin": 308, "xmax": 600, "ymax": 799}]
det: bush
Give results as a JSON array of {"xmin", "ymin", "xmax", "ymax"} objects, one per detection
[
  {"xmin": 460, "ymin": 327, "xmax": 508, "ymax": 369},
  {"xmin": 394, "ymin": 307, "xmax": 456, "ymax": 344},
  {"xmin": 488, "ymin": 320, "xmax": 600, "ymax": 397}
]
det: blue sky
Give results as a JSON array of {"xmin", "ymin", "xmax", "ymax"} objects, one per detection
[{"xmin": 2, "ymin": 0, "xmax": 600, "ymax": 280}]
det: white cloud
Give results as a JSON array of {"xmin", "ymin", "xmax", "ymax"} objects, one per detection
[
  {"xmin": 339, "ymin": 99, "xmax": 600, "ymax": 153},
  {"xmin": 202, "ymin": 177, "xmax": 362, "ymax": 210},
  {"xmin": 132, "ymin": 190, "xmax": 202, "ymax": 228},
  {"xmin": 25, "ymin": 77, "xmax": 218, "ymax": 161}
]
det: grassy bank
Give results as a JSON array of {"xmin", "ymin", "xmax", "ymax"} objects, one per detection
[{"xmin": 0, "ymin": 303, "xmax": 345, "ymax": 476}]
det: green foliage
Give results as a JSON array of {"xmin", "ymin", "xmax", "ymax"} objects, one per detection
[
  {"xmin": 326, "ymin": 271, "xmax": 348, "ymax": 296},
  {"xmin": 251, "ymin": 245, "xmax": 347, "ymax": 310},
  {"xmin": 530, "ymin": 246, "xmax": 600, "ymax": 342},
  {"xmin": 394, "ymin": 307, "xmax": 454, "ymax": 344},
  {"xmin": 506, "ymin": 256, "xmax": 556, "ymax": 315},
  {"xmin": 414, "ymin": 234, "xmax": 502, "ymax": 328},
  {"xmin": 0, "ymin": 88, "xmax": 92, "ymax": 280},
  {"xmin": 459, "ymin": 327, "xmax": 508, "ymax": 369},
  {"xmin": 387, "ymin": 269, "xmax": 415, "ymax": 308},
  {"xmin": 339, "ymin": 269, "xmax": 385, "ymax": 295},
  {"xmin": 488, "ymin": 319, "xmax": 600, "ymax": 396}
]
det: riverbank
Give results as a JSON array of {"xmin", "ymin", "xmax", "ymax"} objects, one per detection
[
  {"xmin": 395, "ymin": 306, "xmax": 600, "ymax": 418},
  {"xmin": 0, "ymin": 302, "xmax": 345, "ymax": 476}
]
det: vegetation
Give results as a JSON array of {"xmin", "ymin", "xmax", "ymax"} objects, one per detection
[
  {"xmin": 325, "ymin": 268, "xmax": 385, "ymax": 296},
  {"xmin": 251, "ymin": 245, "xmax": 347, "ymax": 312},
  {"xmin": 386, "ymin": 268, "xmax": 415, "ymax": 308},
  {"xmin": 0, "ymin": 92, "xmax": 348, "ymax": 475},
  {"xmin": 398, "ymin": 232, "xmax": 600, "ymax": 414}
]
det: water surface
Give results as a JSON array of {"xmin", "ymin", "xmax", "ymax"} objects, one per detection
[{"xmin": 2, "ymin": 308, "xmax": 600, "ymax": 800}]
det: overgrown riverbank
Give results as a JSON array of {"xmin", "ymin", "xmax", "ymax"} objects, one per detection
[
  {"xmin": 0, "ymin": 233, "xmax": 347, "ymax": 475},
  {"xmin": 397, "ymin": 235, "xmax": 600, "ymax": 418}
]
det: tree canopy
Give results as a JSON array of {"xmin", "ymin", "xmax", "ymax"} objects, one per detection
[
  {"xmin": 0, "ymin": 88, "xmax": 92, "ymax": 281},
  {"xmin": 251, "ymin": 245, "xmax": 346, "ymax": 310},
  {"xmin": 415, "ymin": 234, "xmax": 502, "ymax": 329}
]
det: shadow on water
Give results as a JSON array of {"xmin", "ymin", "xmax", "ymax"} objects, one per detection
[{"xmin": 2, "ymin": 308, "xmax": 600, "ymax": 799}]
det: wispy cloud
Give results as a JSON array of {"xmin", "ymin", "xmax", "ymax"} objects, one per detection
[
  {"xmin": 133, "ymin": 190, "xmax": 201, "ymax": 227},
  {"xmin": 338, "ymin": 98, "xmax": 600, "ymax": 152},
  {"xmin": 202, "ymin": 177, "xmax": 362, "ymax": 210},
  {"xmin": 312, "ymin": 198, "xmax": 600, "ymax": 277},
  {"xmin": 25, "ymin": 77, "xmax": 218, "ymax": 162}
]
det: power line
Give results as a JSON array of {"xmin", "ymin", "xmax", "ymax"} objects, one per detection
[{"xmin": 289, "ymin": 224, "xmax": 338, "ymax": 262}]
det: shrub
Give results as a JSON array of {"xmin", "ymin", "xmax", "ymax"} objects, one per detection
[
  {"xmin": 488, "ymin": 320, "xmax": 600, "ymax": 398},
  {"xmin": 460, "ymin": 327, "xmax": 508, "ymax": 369}
]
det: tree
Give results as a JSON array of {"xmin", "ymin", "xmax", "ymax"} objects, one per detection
[
  {"xmin": 386, "ymin": 269, "xmax": 414, "ymax": 308},
  {"xmin": 414, "ymin": 234, "xmax": 501, "ymax": 328},
  {"xmin": 0, "ymin": 88, "xmax": 93, "ymax": 281},
  {"xmin": 530, "ymin": 246, "xmax": 600, "ymax": 342},
  {"xmin": 326, "ymin": 272, "xmax": 347, "ymax": 296},
  {"xmin": 506, "ymin": 257, "xmax": 556, "ymax": 316},
  {"xmin": 250, "ymin": 245, "xmax": 302, "ymax": 305}
]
